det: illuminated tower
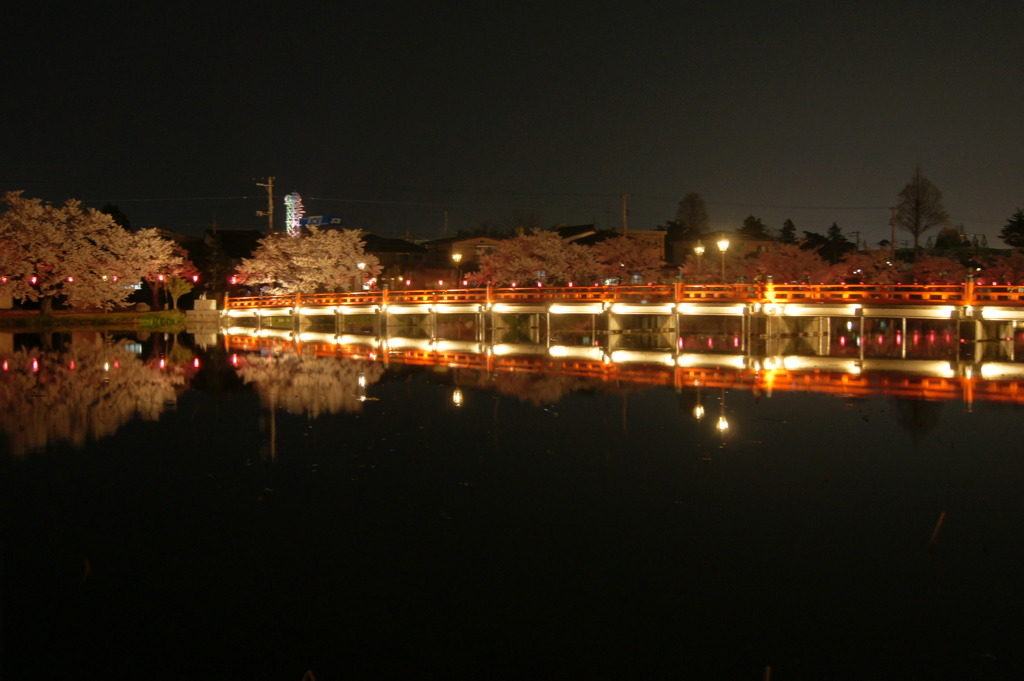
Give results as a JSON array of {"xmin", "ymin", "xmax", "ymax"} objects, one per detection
[{"xmin": 284, "ymin": 192, "xmax": 305, "ymax": 237}]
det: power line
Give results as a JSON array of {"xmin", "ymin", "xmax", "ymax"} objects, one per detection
[
  {"xmin": 83, "ymin": 195, "xmax": 257, "ymax": 203},
  {"xmin": 308, "ymin": 196, "xmax": 462, "ymax": 208}
]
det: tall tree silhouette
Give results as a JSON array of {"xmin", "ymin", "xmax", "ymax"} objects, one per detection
[{"xmin": 893, "ymin": 166, "xmax": 949, "ymax": 258}]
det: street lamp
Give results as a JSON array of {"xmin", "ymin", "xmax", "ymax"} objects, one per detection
[
  {"xmin": 451, "ymin": 252, "xmax": 463, "ymax": 287},
  {"xmin": 716, "ymin": 238, "xmax": 730, "ymax": 282},
  {"xmin": 356, "ymin": 261, "xmax": 366, "ymax": 291},
  {"xmin": 693, "ymin": 243, "xmax": 705, "ymax": 281}
]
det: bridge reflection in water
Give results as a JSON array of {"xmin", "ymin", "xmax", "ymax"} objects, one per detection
[{"xmin": 223, "ymin": 318, "xmax": 1024, "ymax": 408}]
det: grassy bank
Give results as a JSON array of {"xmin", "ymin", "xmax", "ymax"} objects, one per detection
[{"xmin": 0, "ymin": 310, "xmax": 187, "ymax": 332}]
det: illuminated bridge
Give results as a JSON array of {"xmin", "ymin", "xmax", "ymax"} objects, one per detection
[{"xmin": 224, "ymin": 283, "xmax": 1024, "ymax": 353}]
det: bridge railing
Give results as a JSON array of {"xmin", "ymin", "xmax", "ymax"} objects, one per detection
[
  {"xmin": 224, "ymin": 283, "xmax": 1024, "ymax": 311},
  {"xmin": 765, "ymin": 284, "xmax": 968, "ymax": 305}
]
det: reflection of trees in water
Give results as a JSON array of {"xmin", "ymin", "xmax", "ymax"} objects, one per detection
[
  {"xmin": 479, "ymin": 371, "xmax": 615, "ymax": 406},
  {"xmin": 0, "ymin": 339, "xmax": 187, "ymax": 458},
  {"xmin": 892, "ymin": 397, "xmax": 945, "ymax": 447},
  {"xmin": 491, "ymin": 373, "xmax": 590, "ymax": 406},
  {"xmin": 235, "ymin": 353, "xmax": 384, "ymax": 416}
]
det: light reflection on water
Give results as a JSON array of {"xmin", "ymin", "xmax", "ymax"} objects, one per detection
[{"xmin": 2, "ymin": 330, "xmax": 1023, "ymax": 679}]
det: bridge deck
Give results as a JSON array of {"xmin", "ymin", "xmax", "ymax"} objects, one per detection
[{"xmin": 225, "ymin": 283, "xmax": 1024, "ymax": 313}]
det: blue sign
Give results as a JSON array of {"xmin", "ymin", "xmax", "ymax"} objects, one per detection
[{"xmin": 302, "ymin": 215, "xmax": 344, "ymax": 227}]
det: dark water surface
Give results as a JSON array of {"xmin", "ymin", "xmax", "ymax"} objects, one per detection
[{"xmin": 3, "ymin": 332, "xmax": 1023, "ymax": 680}]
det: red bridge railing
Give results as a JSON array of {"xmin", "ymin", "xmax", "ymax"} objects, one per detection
[{"xmin": 225, "ymin": 282, "xmax": 1024, "ymax": 311}]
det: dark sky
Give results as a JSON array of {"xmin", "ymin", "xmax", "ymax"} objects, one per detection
[{"xmin": 3, "ymin": 2, "xmax": 1022, "ymax": 245}]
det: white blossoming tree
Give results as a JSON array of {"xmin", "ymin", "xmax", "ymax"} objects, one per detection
[
  {"xmin": 0, "ymin": 192, "xmax": 182, "ymax": 313},
  {"xmin": 235, "ymin": 227, "xmax": 381, "ymax": 294},
  {"xmin": 471, "ymin": 229, "xmax": 599, "ymax": 286},
  {"xmin": 591, "ymin": 235, "xmax": 666, "ymax": 284}
]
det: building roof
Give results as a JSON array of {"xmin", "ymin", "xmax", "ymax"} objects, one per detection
[
  {"xmin": 205, "ymin": 229, "xmax": 264, "ymax": 260},
  {"xmin": 362, "ymin": 233, "xmax": 427, "ymax": 254}
]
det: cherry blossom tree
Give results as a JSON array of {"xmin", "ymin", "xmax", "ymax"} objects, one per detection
[
  {"xmin": 65, "ymin": 226, "xmax": 184, "ymax": 311},
  {"xmin": 164, "ymin": 275, "xmax": 195, "ymax": 310},
  {"xmin": 591, "ymin": 235, "xmax": 665, "ymax": 284},
  {"xmin": 739, "ymin": 243, "xmax": 833, "ymax": 284},
  {"xmin": 235, "ymin": 227, "xmax": 381, "ymax": 294},
  {"xmin": 0, "ymin": 192, "xmax": 109, "ymax": 312},
  {"xmin": 131, "ymin": 233, "xmax": 188, "ymax": 309},
  {"xmin": 471, "ymin": 229, "xmax": 598, "ymax": 286},
  {"xmin": 0, "ymin": 192, "xmax": 181, "ymax": 313},
  {"xmin": 976, "ymin": 250, "xmax": 1024, "ymax": 285},
  {"xmin": 834, "ymin": 250, "xmax": 903, "ymax": 284},
  {"xmin": 905, "ymin": 255, "xmax": 966, "ymax": 284}
]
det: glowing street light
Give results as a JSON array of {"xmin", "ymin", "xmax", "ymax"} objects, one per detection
[
  {"xmin": 717, "ymin": 238, "xmax": 730, "ymax": 282},
  {"xmin": 451, "ymin": 252, "xmax": 463, "ymax": 288},
  {"xmin": 356, "ymin": 262, "xmax": 367, "ymax": 291},
  {"xmin": 693, "ymin": 243, "xmax": 705, "ymax": 281}
]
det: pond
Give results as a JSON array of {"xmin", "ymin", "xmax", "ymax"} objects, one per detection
[{"xmin": 2, "ymin": 330, "xmax": 1023, "ymax": 680}]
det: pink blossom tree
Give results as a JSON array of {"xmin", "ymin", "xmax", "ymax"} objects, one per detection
[
  {"xmin": 904, "ymin": 255, "xmax": 967, "ymax": 284},
  {"xmin": 833, "ymin": 250, "xmax": 903, "ymax": 284},
  {"xmin": 471, "ymin": 230, "xmax": 598, "ymax": 286},
  {"xmin": 590, "ymin": 235, "xmax": 665, "ymax": 284},
  {"xmin": 0, "ymin": 192, "xmax": 182, "ymax": 313},
  {"xmin": 235, "ymin": 227, "xmax": 381, "ymax": 294},
  {"xmin": 740, "ymin": 243, "xmax": 832, "ymax": 283},
  {"xmin": 974, "ymin": 250, "xmax": 1024, "ymax": 285}
]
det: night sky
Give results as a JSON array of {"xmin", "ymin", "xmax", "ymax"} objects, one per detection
[{"xmin": 4, "ymin": 2, "xmax": 1022, "ymax": 245}]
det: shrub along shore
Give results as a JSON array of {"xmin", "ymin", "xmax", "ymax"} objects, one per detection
[{"xmin": 0, "ymin": 310, "xmax": 187, "ymax": 332}]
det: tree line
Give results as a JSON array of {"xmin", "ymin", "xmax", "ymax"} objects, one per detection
[
  {"xmin": 7, "ymin": 165, "xmax": 1024, "ymax": 314},
  {"xmin": 0, "ymin": 192, "xmax": 197, "ymax": 314}
]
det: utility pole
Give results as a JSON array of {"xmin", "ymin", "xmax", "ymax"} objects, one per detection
[
  {"xmin": 889, "ymin": 206, "xmax": 897, "ymax": 257},
  {"xmin": 621, "ymin": 194, "xmax": 631, "ymax": 235},
  {"xmin": 256, "ymin": 177, "xmax": 275, "ymax": 233}
]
